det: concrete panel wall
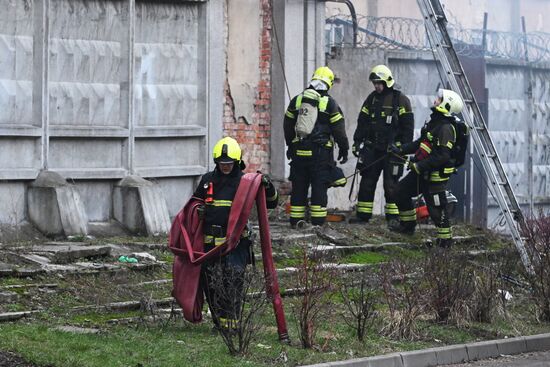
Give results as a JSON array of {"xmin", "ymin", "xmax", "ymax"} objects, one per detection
[
  {"xmin": 155, "ymin": 177, "xmax": 196, "ymax": 219},
  {"xmin": 0, "ymin": 0, "xmax": 34, "ymax": 127},
  {"xmin": 0, "ymin": 0, "xmax": 223, "ymax": 227},
  {"xmin": 76, "ymin": 181, "xmax": 113, "ymax": 222},
  {"xmin": 0, "ymin": 183, "xmax": 26, "ymax": 225}
]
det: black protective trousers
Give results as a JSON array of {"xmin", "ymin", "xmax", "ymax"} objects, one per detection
[
  {"xmin": 200, "ymin": 238, "xmax": 251, "ymax": 329},
  {"xmin": 357, "ymin": 149, "xmax": 402, "ymax": 221},
  {"xmin": 289, "ymin": 154, "xmax": 332, "ymax": 226},
  {"xmin": 394, "ymin": 171, "xmax": 451, "ymax": 239}
]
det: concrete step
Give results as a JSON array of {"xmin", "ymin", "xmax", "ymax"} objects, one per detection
[
  {"xmin": 309, "ymin": 242, "xmax": 418, "ymax": 257},
  {"xmin": 0, "ymin": 283, "xmax": 58, "ymax": 291},
  {"xmin": 71, "ymin": 297, "xmax": 174, "ymax": 313},
  {"xmin": 0, "ymin": 310, "xmax": 38, "ymax": 322},
  {"xmin": 277, "ymin": 262, "xmax": 373, "ymax": 276}
]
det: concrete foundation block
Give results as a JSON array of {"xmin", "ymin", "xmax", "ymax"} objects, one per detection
[
  {"xmin": 465, "ymin": 340, "xmax": 499, "ymax": 361},
  {"xmin": 113, "ymin": 175, "xmax": 170, "ymax": 236},
  {"xmin": 27, "ymin": 171, "xmax": 88, "ymax": 237},
  {"xmin": 400, "ymin": 349, "xmax": 437, "ymax": 367},
  {"xmin": 496, "ymin": 337, "xmax": 527, "ymax": 356},
  {"xmin": 524, "ymin": 333, "xmax": 550, "ymax": 352},
  {"xmin": 434, "ymin": 345, "xmax": 469, "ymax": 365}
]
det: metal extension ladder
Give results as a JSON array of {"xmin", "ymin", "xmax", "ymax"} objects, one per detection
[{"xmin": 416, "ymin": 0, "xmax": 534, "ymax": 273}]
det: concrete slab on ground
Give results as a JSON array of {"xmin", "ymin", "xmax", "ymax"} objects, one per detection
[{"xmin": 29, "ymin": 244, "xmax": 111, "ymax": 264}]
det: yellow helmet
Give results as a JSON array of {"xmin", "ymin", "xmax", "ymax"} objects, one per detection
[
  {"xmin": 434, "ymin": 89, "xmax": 464, "ymax": 116},
  {"xmin": 369, "ymin": 64, "xmax": 394, "ymax": 88},
  {"xmin": 212, "ymin": 137, "xmax": 242, "ymax": 164},
  {"xmin": 311, "ymin": 66, "xmax": 335, "ymax": 89}
]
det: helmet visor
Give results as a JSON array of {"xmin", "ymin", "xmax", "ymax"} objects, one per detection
[
  {"xmin": 215, "ymin": 155, "xmax": 236, "ymax": 164},
  {"xmin": 369, "ymin": 72, "xmax": 382, "ymax": 82}
]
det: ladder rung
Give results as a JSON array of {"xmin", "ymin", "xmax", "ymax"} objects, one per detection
[
  {"xmin": 475, "ymin": 127, "xmax": 486, "ymax": 131},
  {"xmin": 440, "ymin": 43, "xmax": 451, "ymax": 48},
  {"xmin": 463, "ymin": 99, "xmax": 473, "ymax": 103},
  {"xmin": 453, "ymin": 71, "xmax": 462, "ymax": 76}
]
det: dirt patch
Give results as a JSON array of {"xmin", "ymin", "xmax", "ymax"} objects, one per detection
[{"xmin": 0, "ymin": 351, "xmax": 44, "ymax": 367}]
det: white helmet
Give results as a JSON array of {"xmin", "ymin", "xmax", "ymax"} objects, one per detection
[{"xmin": 434, "ymin": 89, "xmax": 464, "ymax": 116}]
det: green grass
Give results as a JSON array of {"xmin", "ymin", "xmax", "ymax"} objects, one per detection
[
  {"xmin": 2, "ymin": 222, "xmax": 550, "ymax": 366},
  {"xmin": 0, "ymin": 323, "xmax": 243, "ymax": 367}
]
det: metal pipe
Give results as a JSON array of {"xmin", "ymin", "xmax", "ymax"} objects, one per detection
[
  {"xmin": 323, "ymin": 0, "xmax": 358, "ymax": 47},
  {"xmin": 481, "ymin": 12, "xmax": 488, "ymax": 54}
]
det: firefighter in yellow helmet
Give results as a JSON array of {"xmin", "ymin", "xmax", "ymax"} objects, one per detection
[
  {"xmin": 351, "ymin": 64, "xmax": 414, "ymax": 226},
  {"xmin": 283, "ymin": 66, "xmax": 349, "ymax": 228},
  {"xmin": 389, "ymin": 89, "xmax": 464, "ymax": 248},
  {"xmin": 192, "ymin": 137, "xmax": 278, "ymax": 332}
]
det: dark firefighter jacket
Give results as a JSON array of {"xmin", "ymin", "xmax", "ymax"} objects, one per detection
[
  {"xmin": 283, "ymin": 88, "xmax": 349, "ymax": 159},
  {"xmin": 193, "ymin": 167, "xmax": 278, "ymax": 246},
  {"xmin": 353, "ymin": 87, "xmax": 414, "ymax": 151},
  {"xmin": 401, "ymin": 110, "xmax": 457, "ymax": 183}
]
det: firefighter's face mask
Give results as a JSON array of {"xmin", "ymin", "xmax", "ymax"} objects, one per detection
[{"xmin": 218, "ymin": 161, "xmax": 235, "ymax": 175}]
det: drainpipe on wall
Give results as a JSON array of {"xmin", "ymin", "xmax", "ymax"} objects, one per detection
[{"xmin": 321, "ymin": 0, "xmax": 358, "ymax": 48}]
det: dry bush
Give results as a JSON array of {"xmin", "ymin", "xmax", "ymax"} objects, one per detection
[
  {"xmin": 519, "ymin": 211, "xmax": 550, "ymax": 322},
  {"xmin": 339, "ymin": 271, "xmax": 378, "ymax": 341},
  {"xmin": 423, "ymin": 248, "xmax": 474, "ymax": 324},
  {"xmin": 206, "ymin": 265, "xmax": 269, "ymax": 356},
  {"xmin": 468, "ymin": 247, "xmax": 518, "ymax": 324},
  {"xmin": 378, "ymin": 259, "xmax": 425, "ymax": 340},
  {"xmin": 291, "ymin": 242, "xmax": 338, "ymax": 349},
  {"xmin": 469, "ymin": 265, "xmax": 498, "ymax": 323}
]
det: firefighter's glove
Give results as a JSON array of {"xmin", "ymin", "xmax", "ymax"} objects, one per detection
[
  {"xmin": 197, "ymin": 204, "xmax": 205, "ymax": 219},
  {"xmin": 259, "ymin": 172, "xmax": 274, "ymax": 190},
  {"xmin": 286, "ymin": 147, "xmax": 293, "ymax": 160},
  {"xmin": 407, "ymin": 160, "xmax": 421, "ymax": 174},
  {"xmin": 352, "ymin": 144, "xmax": 361, "ymax": 158},
  {"xmin": 388, "ymin": 143, "xmax": 402, "ymax": 156},
  {"xmin": 337, "ymin": 149, "xmax": 348, "ymax": 164}
]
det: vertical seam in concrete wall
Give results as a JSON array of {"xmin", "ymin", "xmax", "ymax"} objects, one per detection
[
  {"xmin": 127, "ymin": 0, "xmax": 136, "ymax": 175},
  {"xmin": 525, "ymin": 66, "xmax": 534, "ymax": 213},
  {"xmin": 34, "ymin": 0, "xmax": 50, "ymax": 170}
]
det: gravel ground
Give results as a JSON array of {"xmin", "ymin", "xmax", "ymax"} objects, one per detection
[{"xmin": 0, "ymin": 351, "xmax": 41, "ymax": 367}]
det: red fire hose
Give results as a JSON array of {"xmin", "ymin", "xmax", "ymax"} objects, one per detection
[{"xmin": 168, "ymin": 172, "xmax": 289, "ymax": 342}]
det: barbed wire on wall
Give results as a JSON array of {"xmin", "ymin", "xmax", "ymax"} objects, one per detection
[{"xmin": 326, "ymin": 14, "xmax": 550, "ymax": 63}]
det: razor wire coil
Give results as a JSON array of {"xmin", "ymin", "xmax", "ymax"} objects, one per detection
[{"xmin": 326, "ymin": 15, "xmax": 550, "ymax": 63}]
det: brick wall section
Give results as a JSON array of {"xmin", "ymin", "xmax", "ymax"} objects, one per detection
[{"xmin": 223, "ymin": 0, "xmax": 272, "ymax": 174}]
